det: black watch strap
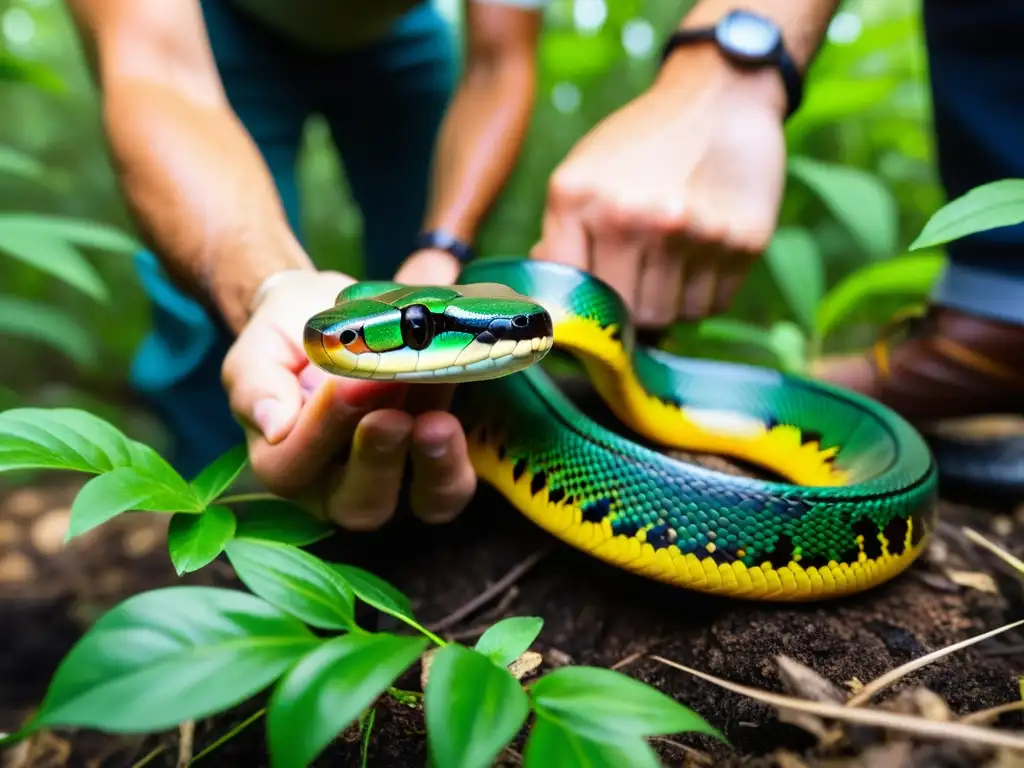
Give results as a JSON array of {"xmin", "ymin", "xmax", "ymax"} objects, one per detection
[
  {"xmin": 661, "ymin": 25, "xmax": 803, "ymax": 119},
  {"xmin": 413, "ymin": 228, "xmax": 476, "ymax": 264}
]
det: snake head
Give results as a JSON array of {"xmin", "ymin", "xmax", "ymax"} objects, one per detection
[{"xmin": 304, "ymin": 284, "xmax": 553, "ymax": 382}]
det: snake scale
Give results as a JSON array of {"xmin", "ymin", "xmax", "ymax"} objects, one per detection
[{"xmin": 303, "ymin": 257, "xmax": 939, "ymax": 602}]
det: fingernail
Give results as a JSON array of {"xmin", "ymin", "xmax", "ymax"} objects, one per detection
[
  {"xmin": 372, "ymin": 429, "xmax": 408, "ymax": 453},
  {"xmin": 253, "ymin": 398, "xmax": 286, "ymax": 442},
  {"xmin": 422, "ymin": 441, "xmax": 447, "ymax": 459}
]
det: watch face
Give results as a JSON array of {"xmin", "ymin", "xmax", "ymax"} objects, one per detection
[{"xmin": 716, "ymin": 10, "xmax": 781, "ymax": 63}]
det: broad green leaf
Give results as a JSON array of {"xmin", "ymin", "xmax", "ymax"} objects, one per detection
[
  {"xmin": 0, "ymin": 226, "xmax": 107, "ymax": 301},
  {"xmin": 333, "ymin": 563, "xmax": 415, "ymax": 623},
  {"xmin": 0, "ymin": 146, "xmax": 44, "ymax": 180},
  {"xmin": 474, "ymin": 617, "xmax": 544, "ymax": 668},
  {"xmin": 267, "ymin": 632, "xmax": 428, "ymax": 768},
  {"xmin": 768, "ymin": 321, "xmax": 808, "ymax": 373},
  {"xmin": 670, "ymin": 319, "xmax": 786, "ymax": 369},
  {"xmin": 168, "ymin": 506, "xmax": 237, "ymax": 575},
  {"xmin": 530, "ymin": 666, "xmax": 723, "ymax": 743},
  {"xmin": 910, "ymin": 178, "xmax": 1024, "ymax": 250},
  {"xmin": 233, "ymin": 500, "xmax": 334, "ymax": 547},
  {"xmin": 0, "ymin": 296, "xmax": 98, "ymax": 369},
  {"xmin": 425, "ymin": 644, "xmax": 530, "ymax": 768},
  {"xmin": 784, "ymin": 77, "xmax": 898, "ymax": 145},
  {"xmin": 189, "ymin": 444, "xmax": 249, "ymax": 506},
  {"xmin": 33, "ymin": 586, "xmax": 319, "ymax": 733},
  {"xmin": 225, "ymin": 538, "xmax": 356, "ymax": 631},
  {"xmin": 0, "ymin": 213, "xmax": 140, "ymax": 253},
  {"xmin": 0, "ymin": 408, "xmax": 187, "ymax": 482},
  {"xmin": 0, "ymin": 52, "xmax": 65, "ymax": 92},
  {"xmin": 815, "ymin": 252, "xmax": 945, "ymax": 339},
  {"xmin": 523, "ymin": 714, "xmax": 662, "ymax": 768},
  {"xmin": 788, "ymin": 156, "xmax": 898, "ymax": 259},
  {"xmin": 69, "ymin": 466, "xmax": 200, "ymax": 540},
  {"xmin": 764, "ymin": 227, "xmax": 823, "ymax": 332}
]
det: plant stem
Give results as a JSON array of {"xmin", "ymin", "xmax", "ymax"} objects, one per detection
[
  {"xmin": 129, "ymin": 744, "xmax": 168, "ymax": 768},
  {"xmin": 360, "ymin": 707, "xmax": 377, "ymax": 768},
  {"xmin": 187, "ymin": 708, "xmax": 267, "ymax": 765},
  {"xmin": 215, "ymin": 492, "xmax": 283, "ymax": 505}
]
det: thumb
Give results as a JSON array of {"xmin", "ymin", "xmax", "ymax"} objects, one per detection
[{"xmin": 222, "ymin": 318, "xmax": 307, "ymax": 445}]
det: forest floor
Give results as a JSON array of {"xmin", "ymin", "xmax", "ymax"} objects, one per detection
[{"xmin": 2, "ymin": 392, "xmax": 1024, "ymax": 768}]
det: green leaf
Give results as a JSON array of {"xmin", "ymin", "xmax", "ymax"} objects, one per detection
[
  {"xmin": 788, "ymin": 156, "xmax": 898, "ymax": 259},
  {"xmin": 225, "ymin": 538, "xmax": 356, "ymax": 631},
  {"xmin": 32, "ymin": 586, "xmax": 319, "ymax": 733},
  {"xmin": 0, "ymin": 296, "xmax": 99, "ymax": 369},
  {"xmin": 910, "ymin": 178, "xmax": 1024, "ymax": 250},
  {"xmin": 474, "ymin": 617, "xmax": 543, "ymax": 668},
  {"xmin": 333, "ymin": 563, "xmax": 415, "ymax": 623},
  {"xmin": 0, "ymin": 146, "xmax": 44, "ymax": 181},
  {"xmin": 425, "ymin": 644, "xmax": 530, "ymax": 768},
  {"xmin": 267, "ymin": 632, "xmax": 428, "ymax": 768},
  {"xmin": 764, "ymin": 227, "xmax": 823, "ymax": 332},
  {"xmin": 233, "ymin": 500, "xmax": 334, "ymax": 547},
  {"xmin": 0, "ymin": 52, "xmax": 66, "ymax": 92},
  {"xmin": 815, "ymin": 252, "xmax": 946, "ymax": 339},
  {"xmin": 0, "ymin": 225, "xmax": 107, "ymax": 302},
  {"xmin": 0, "ymin": 213, "xmax": 141, "ymax": 253},
  {"xmin": 69, "ymin": 466, "xmax": 200, "ymax": 540},
  {"xmin": 189, "ymin": 444, "xmax": 249, "ymax": 507},
  {"xmin": 168, "ymin": 506, "xmax": 237, "ymax": 575},
  {"xmin": 523, "ymin": 714, "xmax": 663, "ymax": 768},
  {"xmin": 530, "ymin": 666, "xmax": 722, "ymax": 742},
  {"xmin": 767, "ymin": 321, "xmax": 808, "ymax": 373},
  {"xmin": 0, "ymin": 407, "xmax": 189, "ymax": 485}
]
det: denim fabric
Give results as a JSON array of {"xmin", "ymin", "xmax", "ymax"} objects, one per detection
[{"xmin": 128, "ymin": 0, "xmax": 456, "ymax": 476}]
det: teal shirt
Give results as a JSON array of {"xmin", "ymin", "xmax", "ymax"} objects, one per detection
[{"xmin": 229, "ymin": 0, "xmax": 549, "ymax": 52}]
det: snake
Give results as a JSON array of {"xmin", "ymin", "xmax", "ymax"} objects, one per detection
[{"xmin": 303, "ymin": 257, "xmax": 939, "ymax": 602}]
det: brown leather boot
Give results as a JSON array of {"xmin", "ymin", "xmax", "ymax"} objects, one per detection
[{"xmin": 811, "ymin": 305, "xmax": 1024, "ymax": 427}]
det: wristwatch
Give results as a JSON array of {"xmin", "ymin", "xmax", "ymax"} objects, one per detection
[
  {"xmin": 413, "ymin": 228, "xmax": 477, "ymax": 265},
  {"xmin": 660, "ymin": 9, "xmax": 803, "ymax": 119}
]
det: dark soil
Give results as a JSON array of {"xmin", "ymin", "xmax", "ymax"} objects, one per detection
[{"xmin": 2, "ymin": 397, "xmax": 1024, "ymax": 767}]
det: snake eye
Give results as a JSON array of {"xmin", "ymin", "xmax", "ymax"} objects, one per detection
[
  {"xmin": 339, "ymin": 328, "xmax": 358, "ymax": 346},
  {"xmin": 512, "ymin": 315, "xmax": 529, "ymax": 328},
  {"xmin": 401, "ymin": 304, "xmax": 434, "ymax": 351}
]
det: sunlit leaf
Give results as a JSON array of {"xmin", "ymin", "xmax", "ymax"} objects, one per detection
[
  {"xmin": 785, "ymin": 78, "xmax": 898, "ymax": 144},
  {"xmin": 523, "ymin": 714, "xmax": 662, "ymax": 768},
  {"xmin": 815, "ymin": 252, "xmax": 945, "ymax": 339},
  {"xmin": 233, "ymin": 500, "xmax": 334, "ymax": 547},
  {"xmin": 0, "ymin": 225, "xmax": 107, "ymax": 301},
  {"xmin": 541, "ymin": 32, "xmax": 618, "ymax": 81},
  {"xmin": 530, "ymin": 666, "xmax": 723, "ymax": 743},
  {"xmin": 425, "ymin": 644, "xmax": 530, "ymax": 768},
  {"xmin": 168, "ymin": 505, "xmax": 237, "ymax": 575},
  {"xmin": 69, "ymin": 466, "xmax": 200, "ymax": 540},
  {"xmin": 0, "ymin": 296, "xmax": 98, "ymax": 369},
  {"xmin": 764, "ymin": 226, "xmax": 823, "ymax": 332},
  {"xmin": 0, "ymin": 214, "xmax": 142, "ymax": 254},
  {"xmin": 267, "ymin": 632, "xmax": 428, "ymax": 768},
  {"xmin": 225, "ymin": 538, "xmax": 356, "ymax": 631},
  {"xmin": 910, "ymin": 179, "xmax": 1024, "ymax": 250},
  {"xmin": 474, "ymin": 617, "xmax": 544, "ymax": 668},
  {"xmin": 788, "ymin": 156, "xmax": 899, "ymax": 259},
  {"xmin": 32, "ymin": 586, "xmax": 319, "ymax": 733},
  {"xmin": 189, "ymin": 444, "xmax": 248, "ymax": 506},
  {"xmin": 768, "ymin": 321, "xmax": 807, "ymax": 373}
]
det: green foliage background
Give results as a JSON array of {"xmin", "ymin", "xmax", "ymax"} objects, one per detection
[{"xmin": 0, "ymin": 0, "xmax": 943, "ymax": 440}]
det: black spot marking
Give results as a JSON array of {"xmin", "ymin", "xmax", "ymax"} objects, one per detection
[
  {"xmin": 707, "ymin": 547, "xmax": 738, "ymax": 564},
  {"xmin": 496, "ymin": 443, "xmax": 507, "ymax": 461},
  {"xmin": 581, "ymin": 498, "xmax": 611, "ymax": 524},
  {"xmin": 767, "ymin": 533, "xmax": 795, "ymax": 569},
  {"xmin": 853, "ymin": 517, "xmax": 883, "ymax": 559},
  {"xmin": 801, "ymin": 429, "xmax": 824, "ymax": 446},
  {"xmin": 476, "ymin": 330, "xmax": 497, "ymax": 344},
  {"xmin": 800, "ymin": 553, "xmax": 832, "ymax": 569},
  {"xmin": 512, "ymin": 458, "xmax": 528, "ymax": 482},
  {"xmin": 882, "ymin": 516, "xmax": 909, "ymax": 556},
  {"xmin": 910, "ymin": 505, "xmax": 929, "ymax": 546},
  {"xmin": 610, "ymin": 327, "xmax": 622, "ymax": 342},
  {"xmin": 764, "ymin": 417, "xmax": 781, "ymax": 431},
  {"xmin": 548, "ymin": 487, "xmax": 566, "ymax": 504},
  {"xmin": 478, "ymin": 426, "xmax": 488, "ymax": 444},
  {"xmin": 645, "ymin": 524, "xmax": 672, "ymax": 550},
  {"xmin": 530, "ymin": 471, "xmax": 547, "ymax": 496}
]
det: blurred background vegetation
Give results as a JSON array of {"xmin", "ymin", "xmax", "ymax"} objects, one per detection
[{"xmin": 0, "ymin": 0, "xmax": 945, "ymax": 448}]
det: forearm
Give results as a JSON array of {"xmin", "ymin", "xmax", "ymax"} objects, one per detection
[
  {"xmin": 420, "ymin": 54, "xmax": 537, "ymax": 242},
  {"xmin": 102, "ymin": 83, "xmax": 312, "ymax": 333}
]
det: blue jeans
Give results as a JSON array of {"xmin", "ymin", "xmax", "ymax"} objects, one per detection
[
  {"xmin": 129, "ymin": 0, "xmax": 456, "ymax": 477},
  {"xmin": 924, "ymin": 0, "xmax": 1024, "ymax": 326}
]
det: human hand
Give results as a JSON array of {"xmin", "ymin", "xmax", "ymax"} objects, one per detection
[
  {"xmin": 221, "ymin": 268, "xmax": 477, "ymax": 531},
  {"xmin": 531, "ymin": 45, "xmax": 788, "ymax": 329}
]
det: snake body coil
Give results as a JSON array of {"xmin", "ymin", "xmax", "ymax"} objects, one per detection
[{"xmin": 304, "ymin": 258, "xmax": 938, "ymax": 601}]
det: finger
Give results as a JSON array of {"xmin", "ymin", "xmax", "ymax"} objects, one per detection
[
  {"xmin": 678, "ymin": 262, "xmax": 720, "ymax": 321},
  {"xmin": 531, "ymin": 208, "xmax": 591, "ymax": 271},
  {"xmin": 712, "ymin": 255, "xmax": 752, "ymax": 315},
  {"xmin": 590, "ymin": 225, "xmax": 644, "ymax": 316},
  {"xmin": 248, "ymin": 376, "xmax": 409, "ymax": 497},
  {"xmin": 404, "ymin": 383, "xmax": 457, "ymax": 417},
  {"xmin": 635, "ymin": 243, "xmax": 683, "ymax": 329},
  {"xmin": 323, "ymin": 408, "xmax": 415, "ymax": 531},
  {"xmin": 408, "ymin": 411, "xmax": 477, "ymax": 524}
]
